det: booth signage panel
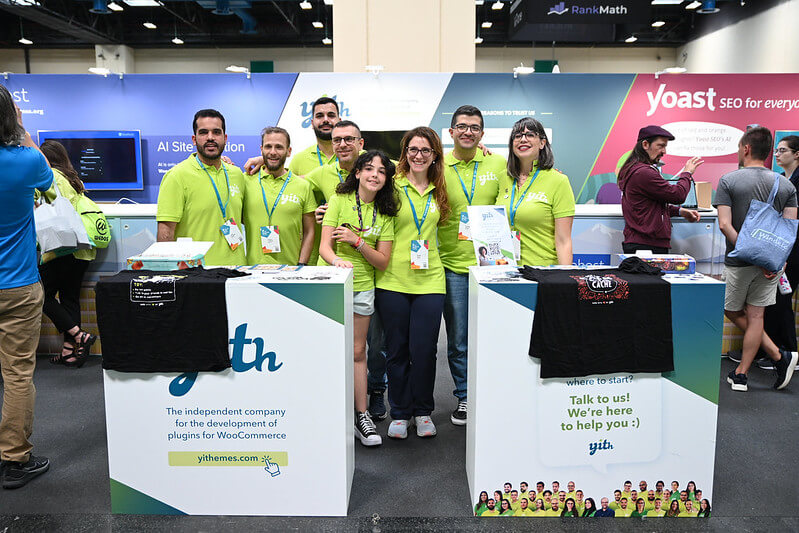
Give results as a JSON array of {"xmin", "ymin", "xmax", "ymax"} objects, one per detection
[{"xmin": 103, "ymin": 270, "xmax": 353, "ymax": 515}]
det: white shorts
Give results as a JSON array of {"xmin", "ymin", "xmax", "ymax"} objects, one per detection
[
  {"xmin": 353, "ymin": 289, "xmax": 375, "ymax": 316},
  {"xmin": 723, "ymin": 265, "xmax": 780, "ymax": 311}
]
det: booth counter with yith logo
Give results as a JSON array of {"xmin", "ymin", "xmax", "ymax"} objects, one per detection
[
  {"xmin": 466, "ymin": 266, "xmax": 725, "ymax": 517},
  {"xmin": 102, "ymin": 267, "xmax": 354, "ymax": 516}
]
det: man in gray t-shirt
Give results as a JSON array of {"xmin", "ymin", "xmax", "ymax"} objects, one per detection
[{"xmin": 714, "ymin": 127, "xmax": 798, "ymax": 393}]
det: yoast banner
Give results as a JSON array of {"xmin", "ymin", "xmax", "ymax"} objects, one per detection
[{"xmin": 6, "ymin": 73, "xmax": 296, "ymax": 203}]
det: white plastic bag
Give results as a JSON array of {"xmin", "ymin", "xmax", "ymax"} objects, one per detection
[{"xmin": 34, "ymin": 180, "xmax": 92, "ymax": 254}]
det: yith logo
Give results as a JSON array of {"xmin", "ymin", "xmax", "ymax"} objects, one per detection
[
  {"xmin": 588, "ymin": 439, "xmax": 614, "ymax": 456},
  {"xmin": 478, "ymin": 171, "xmax": 499, "ymax": 186},
  {"xmin": 548, "ymin": 1, "xmax": 567, "ymax": 14},
  {"xmin": 168, "ymin": 323, "xmax": 283, "ymax": 397},
  {"xmin": 300, "ymin": 95, "xmax": 350, "ymax": 128},
  {"xmin": 646, "ymin": 83, "xmax": 717, "ymax": 117},
  {"xmin": 280, "ymin": 193, "xmax": 301, "ymax": 205}
]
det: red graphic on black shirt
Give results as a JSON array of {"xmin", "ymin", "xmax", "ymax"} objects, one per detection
[{"xmin": 569, "ymin": 274, "xmax": 630, "ymax": 303}]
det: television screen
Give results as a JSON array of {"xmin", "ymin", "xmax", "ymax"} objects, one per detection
[{"xmin": 37, "ymin": 130, "xmax": 144, "ymax": 191}]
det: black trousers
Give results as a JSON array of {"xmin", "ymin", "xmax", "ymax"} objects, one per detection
[
  {"xmin": 38, "ymin": 255, "xmax": 90, "ymax": 343},
  {"xmin": 764, "ymin": 259, "xmax": 799, "ymax": 352}
]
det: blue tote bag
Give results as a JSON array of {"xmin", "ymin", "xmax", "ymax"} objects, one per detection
[{"xmin": 729, "ymin": 173, "xmax": 799, "ymax": 273}]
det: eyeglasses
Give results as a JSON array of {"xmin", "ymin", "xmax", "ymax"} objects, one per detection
[
  {"xmin": 775, "ymin": 148, "xmax": 797, "ymax": 155},
  {"xmin": 407, "ymin": 146, "xmax": 434, "ymax": 157},
  {"xmin": 512, "ymin": 131, "xmax": 540, "ymax": 142},
  {"xmin": 453, "ymin": 123, "xmax": 483, "ymax": 134},
  {"xmin": 332, "ymin": 135, "xmax": 360, "ymax": 145}
]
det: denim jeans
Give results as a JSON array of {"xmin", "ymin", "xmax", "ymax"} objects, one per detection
[
  {"xmin": 443, "ymin": 269, "xmax": 468, "ymax": 401},
  {"xmin": 366, "ymin": 309, "xmax": 387, "ymax": 393}
]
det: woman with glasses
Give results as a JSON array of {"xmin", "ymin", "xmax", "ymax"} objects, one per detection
[
  {"xmin": 765, "ymin": 135, "xmax": 799, "ymax": 356},
  {"xmin": 375, "ymin": 126, "xmax": 450, "ymax": 440},
  {"xmin": 320, "ymin": 150, "xmax": 398, "ymax": 447},
  {"xmin": 497, "ymin": 117, "xmax": 575, "ymax": 266}
]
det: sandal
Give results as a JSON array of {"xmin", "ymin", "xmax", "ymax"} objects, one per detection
[
  {"xmin": 50, "ymin": 343, "xmax": 76, "ymax": 366},
  {"xmin": 67, "ymin": 332, "xmax": 97, "ymax": 369}
]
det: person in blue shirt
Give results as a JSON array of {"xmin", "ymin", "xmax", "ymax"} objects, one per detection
[
  {"xmin": 0, "ymin": 85, "xmax": 54, "ymax": 489},
  {"xmin": 594, "ymin": 497, "xmax": 616, "ymax": 517}
]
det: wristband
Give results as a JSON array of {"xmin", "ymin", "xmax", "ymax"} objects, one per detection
[
  {"xmin": 356, "ymin": 239, "xmax": 366, "ymax": 252},
  {"xmin": 352, "ymin": 237, "xmax": 363, "ymax": 250}
]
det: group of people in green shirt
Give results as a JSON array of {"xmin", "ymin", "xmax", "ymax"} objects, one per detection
[
  {"xmin": 475, "ymin": 479, "xmax": 711, "ymax": 518},
  {"xmin": 155, "ymin": 100, "xmax": 576, "ymax": 448}
]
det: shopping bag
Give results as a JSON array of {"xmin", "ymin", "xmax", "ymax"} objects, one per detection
[
  {"xmin": 76, "ymin": 194, "xmax": 111, "ymax": 248},
  {"xmin": 34, "ymin": 180, "xmax": 92, "ymax": 254},
  {"xmin": 729, "ymin": 173, "xmax": 799, "ymax": 273}
]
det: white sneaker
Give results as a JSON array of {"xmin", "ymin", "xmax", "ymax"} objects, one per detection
[
  {"xmin": 355, "ymin": 412, "xmax": 382, "ymax": 446},
  {"xmin": 387, "ymin": 419, "xmax": 409, "ymax": 439},
  {"xmin": 413, "ymin": 415, "xmax": 437, "ymax": 437}
]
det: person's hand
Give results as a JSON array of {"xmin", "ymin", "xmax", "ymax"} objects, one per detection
[
  {"xmin": 263, "ymin": 456, "xmax": 281, "ymax": 477},
  {"xmin": 679, "ymin": 208, "xmax": 700, "ymax": 222},
  {"xmin": 332, "ymin": 257, "xmax": 353, "ymax": 268},
  {"xmin": 684, "ymin": 156, "xmax": 704, "ymax": 174},
  {"xmin": 761, "ymin": 267, "xmax": 779, "ymax": 280},
  {"xmin": 314, "ymin": 204, "xmax": 328, "ymax": 224},
  {"xmin": 244, "ymin": 155, "xmax": 264, "ymax": 175},
  {"xmin": 332, "ymin": 225, "xmax": 358, "ymax": 246},
  {"xmin": 478, "ymin": 142, "xmax": 492, "ymax": 156},
  {"xmin": 220, "ymin": 155, "xmax": 233, "ymax": 165}
]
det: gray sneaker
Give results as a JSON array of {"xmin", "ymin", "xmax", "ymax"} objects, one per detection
[
  {"xmin": 387, "ymin": 419, "xmax": 409, "ymax": 439},
  {"xmin": 413, "ymin": 415, "xmax": 437, "ymax": 438}
]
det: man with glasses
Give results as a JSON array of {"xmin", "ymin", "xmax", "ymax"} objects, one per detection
[
  {"xmin": 594, "ymin": 497, "xmax": 615, "ymax": 517},
  {"xmin": 440, "ymin": 105, "xmax": 506, "ymax": 426}
]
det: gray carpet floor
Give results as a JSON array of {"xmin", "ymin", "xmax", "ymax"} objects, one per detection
[{"xmin": 1, "ymin": 332, "xmax": 798, "ymax": 531}]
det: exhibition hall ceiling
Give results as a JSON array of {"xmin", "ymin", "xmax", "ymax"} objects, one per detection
[{"xmin": 0, "ymin": 0, "xmax": 788, "ymax": 49}]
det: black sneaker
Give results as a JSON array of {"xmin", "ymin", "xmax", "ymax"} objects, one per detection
[
  {"xmin": 1, "ymin": 455, "xmax": 50, "ymax": 489},
  {"xmin": 368, "ymin": 390, "xmax": 387, "ymax": 421},
  {"xmin": 727, "ymin": 350, "xmax": 742, "ymax": 363},
  {"xmin": 727, "ymin": 370, "xmax": 748, "ymax": 392},
  {"xmin": 451, "ymin": 400, "xmax": 467, "ymax": 426},
  {"xmin": 355, "ymin": 412, "xmax": 382, "ymax": 447},
  {"xmin": 755, "ymin": 357, "xmax": 775, "ymax": 371},
  {"xmin": 774, "ymin": 350, "xmax": 798, "ymax": 390}
]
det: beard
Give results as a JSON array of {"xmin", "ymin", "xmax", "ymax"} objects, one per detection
[
  {"xmin": 196, "ymin": 141, "xmax": 223, "ymax": 160},
  {"xmin": 313, "ymin": 124, "xmax": 333, "ymax": 141},
  {"xmin": 264, "ymin": 156, "xmax": 287, "ymax": 173}
]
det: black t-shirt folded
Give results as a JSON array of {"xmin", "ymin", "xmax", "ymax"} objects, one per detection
[
  {"xmin": 521, "ymin": 267, "xmax": 673, "ymax": 379},
  {"xmin": 96, "ymin": 267, "xmax": 249, "ymax": 373}
]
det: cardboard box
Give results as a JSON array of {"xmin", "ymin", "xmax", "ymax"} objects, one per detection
[
  {"xmin": 127, "ymin": 239, "xmax": 214, "ymax": 271},
  {"xmin": 617, "ymin": 253, "xmax": 696, "ymax": 274},
  {"xmin": 695, "ymin": 181, "xmax": 713, "ymax": 209}
]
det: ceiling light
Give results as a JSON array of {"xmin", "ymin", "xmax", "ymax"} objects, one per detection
[
  {"xmin": 143, "ymin": 21, "xmax": 156, "ymax": 29},
  {"xmin": 123, "ymin": 0, "xmax": 161, "ymax": 6},
  {"xmin": 513, "ymin": 64, "xmax": 535, "ymax": 78},
  {"xmin": 312, "ymin": 21, "xmax": 323, "ymax": 28},
  {"xmin": 651, "ymin": 0, "xmax": 683, "ymax": 4},
  {"xmin": 108, "ymin": 1, "xmax": 124, "ymax": 11},
  {"xmin": 652, "ymin": 20, "xmax": 665, "ymax": 27},
  {"xmin": 172, "ymin": 37, "xmax": 184, "ymax": 45},
  {"xmin": 226, "ymin": 65, "xmax": 251, "ymax": 79},
  {"xmin": 475, "ymin": 0, "xmax": 485, "ymax": 4},
  {"xmin": 322, "ymin": 37, "xmax": 332, "ymax": 45},
  {"xmin": 323, "ymin": 0, "xmax": 333, "ymax": 4},
  {"xmin": 18, "ymin": 37, "xmax": 33, "ymax": 45},
  {"xmin": 625, "ymin": 35, "xmax": 637, "ymax": 43},
  {"xmin": 491, "ymin": 1, "xmax": 503, "ymax": 9},
  {"xmin": 685, "ymin": 1, "xmax": 701, "ymax": 9},
  {"xmin": 481, "ymin": 21, "xmax": 493, "ymax": 28},
  {"xmin": 299, "ymin": 0, "xmax": 312, "ymax": 9},
  {"xmin": 474, "ymin": 36, "xmax": 484, "ymax": 44},
  {"xmin": 89, "ymin": 67, "xmax": 111, "ymax": 75}
]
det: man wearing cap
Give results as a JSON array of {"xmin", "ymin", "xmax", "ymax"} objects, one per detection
[{"xmin": 617, "ymin": 125, "xmax": 703, "ymax": 254}]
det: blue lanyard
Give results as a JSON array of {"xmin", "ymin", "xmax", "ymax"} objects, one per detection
[
  {"xmin": 336, "ymin": 167, "xmax": 346, "ymax": 183},
  {"xmin": 259, "ymin": 171, "xmax": 292, "ymax": 224},
  {"xmin": 196, "ymin": 155, "xmax": 230, "ymax": 220},
  {"xmin": 452, "ymin": 161, "xmax": 478, "ymax": 205},
  {"xmin": 509, "ymin": 169, "xmax": 540, "ymax": 227},
  {"xmin": 316, "ymin": 147, "xmax": 338, "ymax": 168},
  {"xmin": 403, "ymin": 185, "xmax": 433, "ymax": 238}
]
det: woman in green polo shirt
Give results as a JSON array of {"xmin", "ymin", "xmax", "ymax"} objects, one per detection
[
  {"xmin": 320, "ymin": 150, "xmax": 397, "ymax": 448},
  {"xmin": 474, "ymin": 491, "xmax": 489, "ymax": 516},
  {"xmin": 375, "ymin": 126, "xmax": 450, "ymax": 440},
  {"xmin": 497, "ymin": 117, "xmax": 575, "ymax": 266}
]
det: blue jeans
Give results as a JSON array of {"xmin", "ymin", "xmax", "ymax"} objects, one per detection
[
  {"xmin": 375, "ymin": 289, "xmax": 444, "ymax": 419},
  {"xmin": 366, "ymin": 310, "xmax": 387, "ymax": 393},
  {"xmin": 443, "ymin": 269, "xmax": 468, "ymax": 402}
]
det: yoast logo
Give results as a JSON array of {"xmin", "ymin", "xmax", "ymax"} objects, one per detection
[
  {"xmin": 168, "ymin": 323, "xmax": 284, "ymax": 397},
  {"xmin": 751, "ymin": 228, "xmax": 791, "ymax": 250},
  {"xmin": 588, "ymin": 439, "xmax": 614, "ymax": 456},
  {"xmin": 11, "ymin": 88, "xmax": 30, "ymax": 103},
  {"xmin": 299, "ymin": 95, "xmax": 350, "ymax": 128},
  {"xmin": 548, "ymin": 1, "xmax": 567, "ymax": 14},
  {"xmin": 646, "ymin": 83, "xmax": 717, "ymax": 117}
]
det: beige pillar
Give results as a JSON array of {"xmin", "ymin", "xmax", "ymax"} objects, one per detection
[
  {"xmin": 333, "ymin": 0, "xmax": 475, "ymax": 73},
  {"xmin": 94, "ymin": 44, "xmax": 135, "ymax": 74}
]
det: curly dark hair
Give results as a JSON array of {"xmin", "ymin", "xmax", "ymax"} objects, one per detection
[
  {"xmin": 335, "ymin": 150, "xmax": 398, "ymax": 217},
  {"xmin": 0, "ymin": 84, "xmax": 25, "ymax": 146}
]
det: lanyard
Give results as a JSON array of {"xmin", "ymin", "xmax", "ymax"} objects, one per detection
[
  {"xmin": 355, "ymin": 190, "xmax": 378, "ymax": 232},
  {"xmin": 336, "ymin": 167, "xmax": 346, "ymax": 183},
  {"xmin": 452, "ymin": 161, "xmax": 478, "ymax": 205},
  {"xmin": 317, "ymin": 147, "xmax": 338, "ymax": 168},
  {"xmin": 197, "ymin": 155, "xmax": 230, "ymax": 220},
  {"xmin": 403, "ymin": 185, "xmax": 433, "ymax": 238},
  {"xmin": 259, "ymin": 170, "xmax": 292, "ymax": 224},
  {"xmin": 509, "ymin": 169, "xmax": 540, "ymax": 227}
]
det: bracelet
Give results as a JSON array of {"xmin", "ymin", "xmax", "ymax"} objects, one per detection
[
  {"xmin": 355, "ymin": 239, "xmax": 366, "ymax": 252},
  {"xmin": 352, "ymin": 237, "xmax": 363, "ymax": 250},
  {"xmin": 332, "ymin": 257, "xmax": 342, "ymax": 265}
]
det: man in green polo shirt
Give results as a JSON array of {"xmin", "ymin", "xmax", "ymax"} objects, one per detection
[
  {"xmin": 157, "ymin": 108, "xmax": 246, "ymax": 266},
  {"xmin": 289, "ymin": 96, "xmax": 340, "ymax": 176},
  {"xmin": 242, "ymin": 127, "xmax": 316, "ymax": 266},
  {"xmin": 440, "ymin": 105, "xmax": 506, "ymax": 426}
]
